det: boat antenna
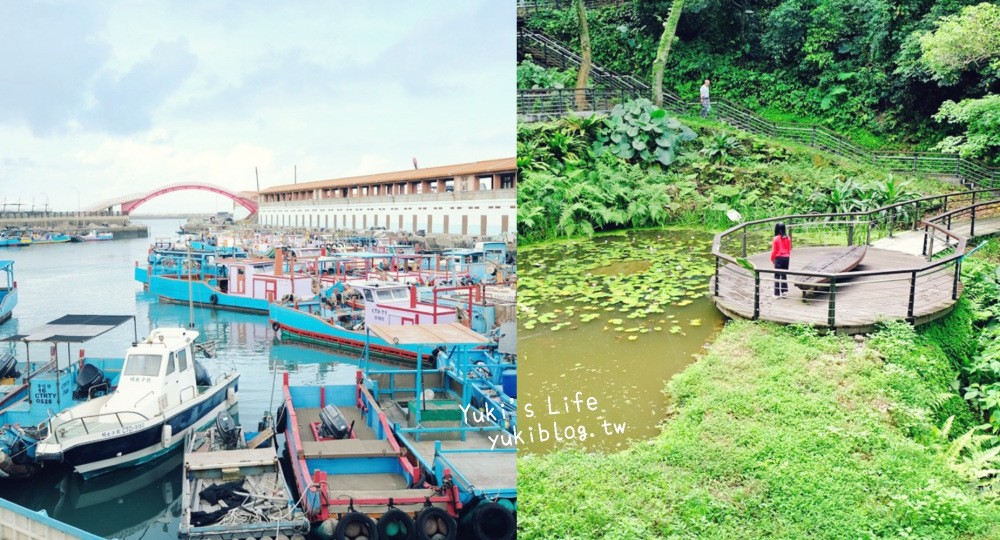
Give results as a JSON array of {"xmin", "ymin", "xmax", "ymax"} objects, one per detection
[{"xmin": 187, "ymin": 242, "xmax": 195, "ymax": 328}]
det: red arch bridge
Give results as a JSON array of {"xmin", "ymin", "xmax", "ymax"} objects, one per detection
[{"xmin": 83, "ymin": 183, "xmax": 258, "ymax": 216}]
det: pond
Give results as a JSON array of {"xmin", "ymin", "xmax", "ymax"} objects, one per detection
[{"xmin": 518, "ymin": 229, "xmax": 725, "ymax": 453}]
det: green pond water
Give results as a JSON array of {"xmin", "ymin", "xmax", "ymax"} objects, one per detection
[{"xmin": 519, "ymin": 229, "xmax": 725, "ymax": 453}]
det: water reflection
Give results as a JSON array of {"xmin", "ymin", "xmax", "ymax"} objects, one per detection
[{"xmin": 52, "ymin": 451, "xmax": 184, "ymax": 539}]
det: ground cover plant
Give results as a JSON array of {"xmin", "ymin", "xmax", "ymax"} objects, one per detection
[{"xmin": 518, "ymin": 318, "xmax": 1000, "ymax": 539}]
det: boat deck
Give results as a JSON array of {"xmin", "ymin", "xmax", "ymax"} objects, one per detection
[
  {"xmin": 381, "ymin": 400, "xmax": 516, "ymax": 493},
  {"xmin": 294, "ymin": 406, "xmax": 440, "ymax": 514}
]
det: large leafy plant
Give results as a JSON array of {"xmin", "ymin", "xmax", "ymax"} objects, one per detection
[{"xmin": 593, "ymin": 98, "xmax": 696, "ymax": 167}]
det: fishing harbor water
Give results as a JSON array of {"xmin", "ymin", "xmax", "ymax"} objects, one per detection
[{"xmin": 0, "ymin": 219, "xmax": 373, "ymax": 539}]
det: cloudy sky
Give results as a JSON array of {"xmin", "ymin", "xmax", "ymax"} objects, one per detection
[{"xmin": 0, "ymin": 2, "xmax": 514, "ymax": 215}]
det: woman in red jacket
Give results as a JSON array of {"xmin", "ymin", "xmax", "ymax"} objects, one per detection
[{"xmin": 770, "ymin": 222, "xmax": 792, "ymax": 297}]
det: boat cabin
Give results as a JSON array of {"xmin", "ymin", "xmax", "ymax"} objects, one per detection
[
  {"xmin": 356, "ymin": 281, "xmax": 458, "ymax": 327},
  {"xmin": 104, "ymin": 329, "xmax": 202, "ymax": 418},
  {"xmin": 216, "ymin": 258, "xmax": 313, "ymax": 302}
]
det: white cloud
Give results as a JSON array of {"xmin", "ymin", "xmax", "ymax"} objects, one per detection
[{"xmin": 0, "ymin": 0, "xmax": 514, "ymax": 213}]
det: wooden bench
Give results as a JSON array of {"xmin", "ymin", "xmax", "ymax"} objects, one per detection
[
  {"xmin": 794, "ymin": 245, "xmax": 868, "ymax": 293},
  {"xmin": 300, "ymin": 438, "xmax": 400, "ymax": 459}
]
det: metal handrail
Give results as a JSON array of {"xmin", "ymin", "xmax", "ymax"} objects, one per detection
[
  {"xmin": 51, "ymin": 410, "xmax": 152, "ymax": 443},
  {"xmin": 710, "ymin": 191, "xmax": 994, "ymax": 327},
  {"xmin": 517, "ymin": 28, "xmax": 999, "ymax": 185}
]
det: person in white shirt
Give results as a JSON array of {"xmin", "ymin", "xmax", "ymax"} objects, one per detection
[{"xmin": 700, "ymin": 79, "xmax": 711, "ymax": 117}]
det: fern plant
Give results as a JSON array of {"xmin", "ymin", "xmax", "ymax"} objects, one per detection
[{"xmin": 935, "ymin": 417, "xmax": 1000, "ymax": 496}]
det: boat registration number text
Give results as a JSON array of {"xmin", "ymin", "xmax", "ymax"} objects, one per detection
[{"xmin": 101, "ymin": 422, "xmax": 146, "ymax": 438}]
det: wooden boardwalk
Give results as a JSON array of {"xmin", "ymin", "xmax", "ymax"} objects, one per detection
[{"xmin": 711, "ymin": 246, "xmax": 959, "ymax": 333}]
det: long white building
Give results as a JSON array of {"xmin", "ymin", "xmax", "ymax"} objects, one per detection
[{"xmin": 257, "ymin": 158, "xmax": 516, "ymax": 236}]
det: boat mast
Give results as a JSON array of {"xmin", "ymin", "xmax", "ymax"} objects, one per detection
[{"xmin": 187, "ymin": 242, "xmax": 195, "ymax": 328}]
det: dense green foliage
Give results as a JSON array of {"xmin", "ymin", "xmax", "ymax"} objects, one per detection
[
  {"xmin": 519, "ymin": 319, "xmax": 1000, "ymax": 539},
  {"xmin": 518, "ymin": 57, "xmax": 579, "ymax": 89},
  {"xmin": 517, "ymin": 109, "xmax": 945, "ymax": 242},
  {"xmin": 522, "ymin": 0, "xmax": 1000, "ymax": 158},
  {"xmin": 918, "ymin": 3, "xmax": 1000, "ymax": 162}
]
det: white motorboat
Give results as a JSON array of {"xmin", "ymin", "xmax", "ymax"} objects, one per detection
[{"xmin": 35, "ymin": 328, "xmax": 239, "ymax": 478}]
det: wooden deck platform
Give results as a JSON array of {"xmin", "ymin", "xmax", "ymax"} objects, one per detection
[{"xmin": 711, "ymin": 246, "xmax": 959, "ymax": 333}]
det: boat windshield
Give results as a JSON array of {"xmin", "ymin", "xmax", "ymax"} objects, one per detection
[
  {"xmin": 377, "ymin": 289, "xmax": 407, "ymax": 301},
  {"xmin": 124, "ymin": 354, "xmax": 163, "ymax": 377}
]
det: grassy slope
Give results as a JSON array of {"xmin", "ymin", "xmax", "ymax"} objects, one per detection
[{"xmin": 519, "ymin": 317, "xmax": 1000, "ymax": 539}]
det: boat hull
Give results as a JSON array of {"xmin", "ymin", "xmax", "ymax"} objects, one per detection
[
  {"xmin": 148, "ymin": 275, "xmax": 269, "ymax": 314},
  {"xmin": 0, "ymin": 284, "xmax": 17, "ymax": 324},
  {"xmin": 38, "ymin": 375, "xmax": 239, "ymax": 478},
  {"xmin": 269, "ymin": 303, "xmax": 435, "ymax": 364}
]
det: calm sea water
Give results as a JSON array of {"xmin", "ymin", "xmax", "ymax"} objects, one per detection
[{"xmin": 0, "ymin": 219, "xmax": 374, "ymax": 539}]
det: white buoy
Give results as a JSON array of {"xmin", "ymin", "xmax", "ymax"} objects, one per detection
[{"xmin": 161, "ymin": 425, "xmax": 172, "ymax": 448}]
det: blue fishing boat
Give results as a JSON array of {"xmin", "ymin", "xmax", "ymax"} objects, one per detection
[
  {"xmin": 0, "ymin": 314, "xmax": 135, "ymax": 478},
  {"xmin": 179, "ymin": 411, "xmax": 310, "ymax": 539},
  {"xmin": 363, "ymin": 324, "xmax": 517, "ymax": 539},
  {"xmin": 30, "ymin": 232, "xmax": 72, "ymax": 245},
  {"xmin": 0, "ymin": 261, "xmax": 16, "ymax": 324},
  {"xmin": 134, "ymin": 248, "xmax": 243, "ymax": 287},
  {"xmin": 147, "ymin": 251, "xmax": 314, "ymax": 314},
  {"xmin": 34, "ymin": 327, "xmax": 240, "ymax": 478},
  {"xmin": 279, "ymin": 370, "xmax": 461, "ymax": 540},
  {"xmin": 270, "ymin": 281, "xmax": 470, "ymax": 363},
  {"xmin": 0, "ymin": 230, "xmax": 31, "ymax": 247}
]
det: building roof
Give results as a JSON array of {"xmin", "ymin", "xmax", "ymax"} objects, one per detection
[{"xmin": 260, "ymin": 157, "xmax": 516, "ymax": 194}]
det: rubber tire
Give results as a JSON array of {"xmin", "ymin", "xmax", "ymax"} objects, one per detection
[
  {"xmin": 377, "ymin": 508, "xmax": 416, "ymax": 540},
  {"xmin": 470, "ymin": 502, "xmax": 515, "ymax": 540},
  {"xmin": 209, "ymin": 293, "xmax": 219, "ymax": 305},
  {"xmin": 415, "ymin": 507, "xmax": 456, "ymax": 540},
  {"xmin": 274, "ymin": 403, "xmax": 287, "ymax": 434},
  {"xmin": 335, "ymin": 512, "xmax": 378, "ymax": 540},
  {"xmin": 272, "ymin": 321, "xmax": 281, "ymax": 332}
]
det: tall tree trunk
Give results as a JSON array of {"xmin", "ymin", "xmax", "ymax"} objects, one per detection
[
  {"xmin": 575, "ymin": 0, "xmax": 592, "ymax": 111},
  {"xmin": 652, "ymin": 0, "xmax": 684, "ymax": 107}
]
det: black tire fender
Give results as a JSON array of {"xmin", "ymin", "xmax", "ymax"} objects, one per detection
[
  {"xmin": 470, "ymin": 502, "xmax": 515, "ymax": 540},
  {"xmin": 274, "ymin": 403, "xmax": 287, "ymax": 434},
  {"xmin": 377, "ymin": 508, "xmax": 416, "ymax": 540},
  {"xmin": 335, "ymin": 512, "xmax": 378, "ymax": 540},
  {"xmin": 416, "ymin": 507, "xmax": 456, "ymax": 540}
]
